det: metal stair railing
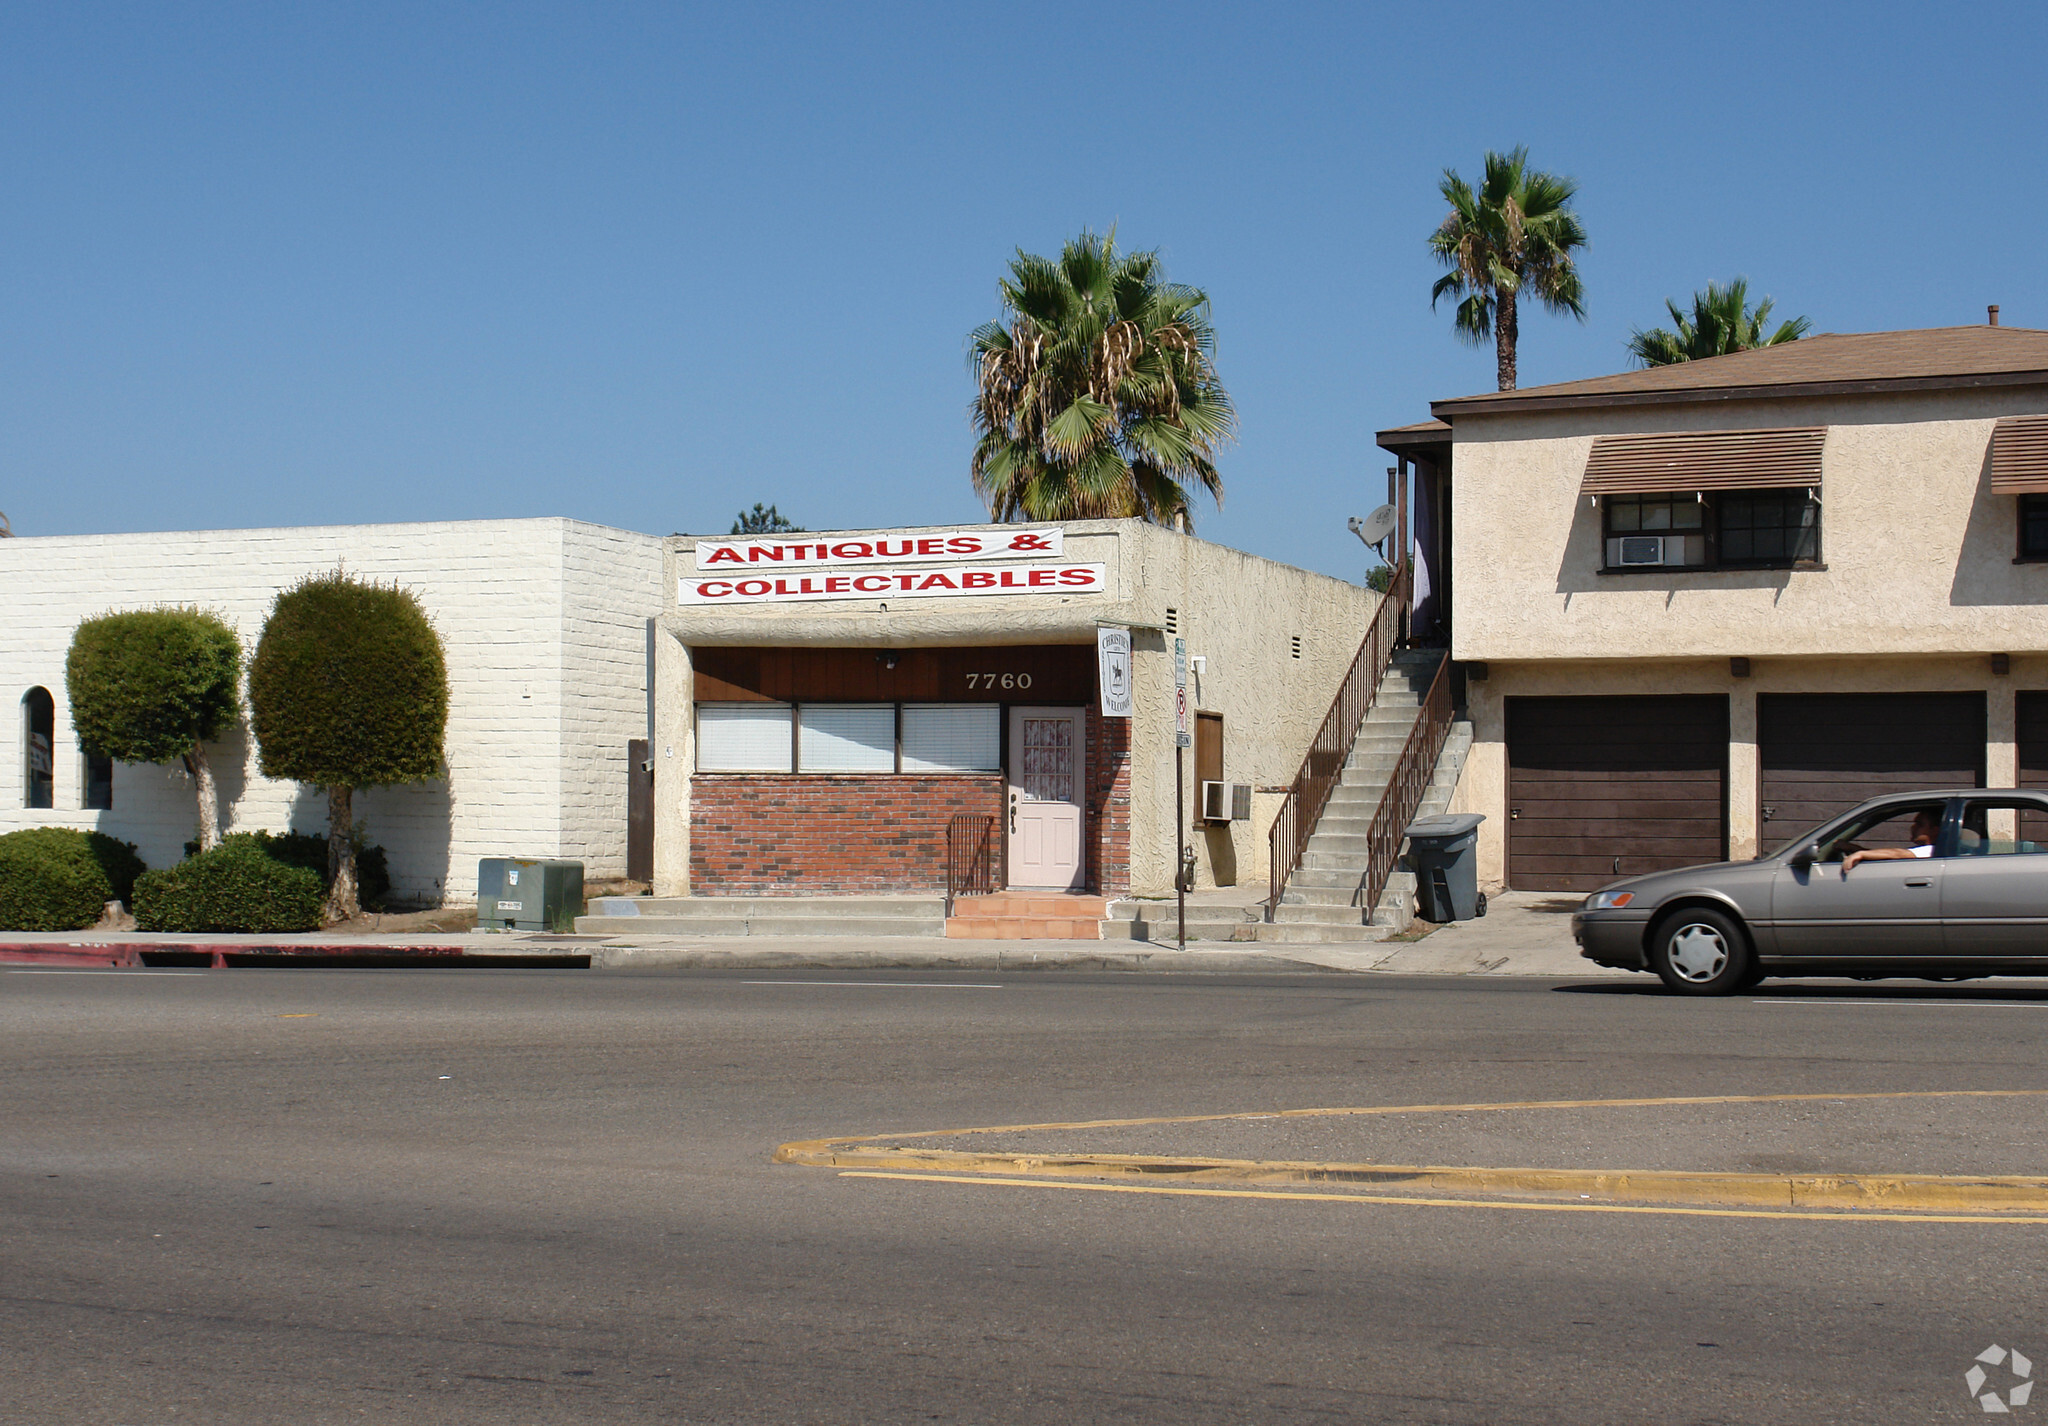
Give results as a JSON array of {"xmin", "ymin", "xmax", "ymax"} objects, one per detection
[
  {"xmin": 945, "ymin": 813, "xmax": 997, "ymax": 917},
  {"xmin": 1266, "ymin": 561, "xmax": 1408, "ymax": 919},
  {"xmin": 1360, "ymin": 654, "xmax": 1453, "ymax": 919}
]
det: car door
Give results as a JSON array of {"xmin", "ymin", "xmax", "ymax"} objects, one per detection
[
  {"xmin": 1938, "ymin": 795, "xmax": 2048, "ymax": 960},
  {"xmin": 1769, "ymin": 799, "xmax": 1949, "ymax": 959}
]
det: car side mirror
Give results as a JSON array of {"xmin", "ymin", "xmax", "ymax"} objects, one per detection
[{"xmin": 1789, "ymin": 843, "xmax": 1819, "ymax": 871}]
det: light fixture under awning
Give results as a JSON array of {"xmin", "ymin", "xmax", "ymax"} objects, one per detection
[
  {"xmin": 1581, "ymin": 427, "xmax": 1826, "ymax": 495},
  {"xmin": 1990, "ymin": 415, "xmax": 2048, "ymax": 494}
]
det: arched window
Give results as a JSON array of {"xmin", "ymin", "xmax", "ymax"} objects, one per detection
[{"xmin": 22, "ymin": 687, "xmax": 55, "ymax": 810}]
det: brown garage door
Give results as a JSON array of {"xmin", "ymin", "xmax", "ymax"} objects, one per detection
[
  {"xmin": 1506, "ymin": 695, "xmax": 1728, "ymax": 892},
  {"xmin": 1757, "ymin": 692, "xmax": 1985, "ymax": 850},
  {"xmin": 2014, "ymin": 693, "xmax": 2048, "ymax": 844}
]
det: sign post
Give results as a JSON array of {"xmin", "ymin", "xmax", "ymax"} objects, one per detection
[{"xmin": 1174, "ymin": 637, "xmax": 1188, "ymax": 949}]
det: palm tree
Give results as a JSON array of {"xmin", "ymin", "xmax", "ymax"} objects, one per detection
[
  {"xmin": 1627, "ymin": 279, "xmax": 1812, "ymax": 366},
  {"xmin": 970, "ymin": 229, "xmax": 1233, "ymax": 530},
  {"xmin": 1428, "ymin": 147, "xmax": 1588, "ymax": 391}
]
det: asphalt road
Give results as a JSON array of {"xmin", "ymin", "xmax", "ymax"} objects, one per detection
[{"xmin": 4, "ymin": 966, "xmax": 2046, "ymax": 1424}]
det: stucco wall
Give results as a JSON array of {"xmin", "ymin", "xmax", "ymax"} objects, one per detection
[
  {"xmin": 557, "ymin": 523, "xmax": 664, "ymax": 872},
  {"xmin": 0, "ymin": 518, "xmax": 658, "ymax": 902},
  {"xmin": 652, "ymin": 520, "xmax": 1377, "ymax": 898},
  {"xmin": 1452, "ymin": 389, "xmax": 2048, "ymax": 663},
  {"xmin": 1452, "ymin": 654, "xmax": 2043, "ymax": 889}
]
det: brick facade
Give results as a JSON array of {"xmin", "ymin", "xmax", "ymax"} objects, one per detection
[
  {"xmin": 1085, "ymin": 705, "xmax": 1132, "ymax": 896},
  {"xmin": 691, "ymin": 774, "xmax": 1005, "ymax": 894},
  {"xmin": 690, "ymin": 710, "xmax": 1134, "ymax": 896}
]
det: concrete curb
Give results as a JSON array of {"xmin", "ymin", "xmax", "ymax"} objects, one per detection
[
  {"xmin": 590, "ymin": 944, "xmax": 1364, "ymax": 974},
  {"xmin": 773, "ymin": 1141, "xmax": 2048, "ymax": 1214}
]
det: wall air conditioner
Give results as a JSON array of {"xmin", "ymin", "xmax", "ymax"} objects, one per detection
[
  {"xmin": 1200, "ymin": 780, "xmax": 1230, "ymax": 823},
  {"xmin": 1606, "ymin": 534, "xmax": 1705, "ymax": 568},
  {"xmin": 1230, "ymin": 783, "xmax": 1252, "ymax": 821}
]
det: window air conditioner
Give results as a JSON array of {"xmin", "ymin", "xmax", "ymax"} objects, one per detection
[
  {"xmin": 1230, "ymin": 783, "xmax": 1252, "ymax": 821},
  {"xmin": 1615, "ymin": 535, "xmax": 1672, "ymax": 566},
  {"xmin": 1200, "ymin": 780, "xmax": 1230, "ymax": 823}
]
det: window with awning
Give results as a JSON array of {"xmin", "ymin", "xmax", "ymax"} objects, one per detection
[
  {"xmin": 1990, "ymin": 415, "xmax": 2048, "ymax": 496},
  {"xmin": 1581, "ymin": 427, "xmax": 1826, "ymax": 496}
]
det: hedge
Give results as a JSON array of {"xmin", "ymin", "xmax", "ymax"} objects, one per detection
[
  {"xmin": 134, "ymin": 838, "xmax": 324, "ymax": 933},
  {"xmin": 0, "ymin": 828, "xmax": 147, "ymax": 932},
  {"xmin": 181, "ymin": 830, "xmax": 391, "ymax": 909}
]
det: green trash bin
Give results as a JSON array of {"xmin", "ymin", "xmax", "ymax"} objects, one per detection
[
  {"xmin": 1403, "ymin": 814, "xmax": 1487, "ymax": 923},
  {"xmin": 477, "ymin": 858, "xmax": 585, "ymax": 932}
]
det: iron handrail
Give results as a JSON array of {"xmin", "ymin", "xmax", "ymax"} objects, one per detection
[
  {"xmin": 1266, "ymin": 561, "xmax": 1408, "ymax": 918},
  {"xmin": 1360, "ymin": 654, "xmax": 1453, "ymax": 920},
  {"xmin": 945, "ymin": 813, "xmax": 997, "ymax": 916}
]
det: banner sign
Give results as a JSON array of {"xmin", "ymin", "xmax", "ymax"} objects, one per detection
[
  {"xmin": 678, "ymin": 562, "xmax": 1106, "ymax": 605},
  {"xmin": 1096, "ymin": 627, "xmax": 1132, "ymax": 718},
  {"xmin": 694, "ymin": 528, "xmax": 1062, "ymax": 570}
]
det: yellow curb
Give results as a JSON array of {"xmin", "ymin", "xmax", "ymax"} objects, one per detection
[
  {"xmin": 841, "ymin": 1171, "xmax": 2048, "ymax": 1223},
  {"xmin": 773, "ymin": 1089, "xmax": 2048, "ymax": 1214}
]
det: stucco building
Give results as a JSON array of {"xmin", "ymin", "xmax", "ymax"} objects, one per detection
[
  {"xmin": 1380, "ymin": 320, "xmax": 2048, "ymax": 892},
  {"xmin": 652, "ymin": 519, "xmax": 1376, "ymax": 901}
]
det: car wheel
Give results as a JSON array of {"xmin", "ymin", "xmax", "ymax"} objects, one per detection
[{"xmin": 1649, "ymin": 906, "xmax": 1752, "ymax": 996}]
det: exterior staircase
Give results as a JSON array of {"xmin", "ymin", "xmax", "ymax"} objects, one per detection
[
  {"xmin": 1101, "ymin": 649, "xmax": 1473, "ymax": 944},
  {"xmin": 945, "ymin": 892, "xmax": 1108, "ymax": 939}
]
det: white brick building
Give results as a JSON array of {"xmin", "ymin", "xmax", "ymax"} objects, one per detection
[{"xmin": 1, "ymin": 518, "xmax": 661, "ymax": 903}]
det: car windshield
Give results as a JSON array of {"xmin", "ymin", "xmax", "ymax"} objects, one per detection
[{"xmin": 1771, "ymin": 802, "xmax": 1946, "ymax": 861}]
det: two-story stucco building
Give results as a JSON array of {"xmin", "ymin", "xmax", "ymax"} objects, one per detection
[{"xmin": 1380, "ymin": 320, "xmax": 2048, "ymax": 892}]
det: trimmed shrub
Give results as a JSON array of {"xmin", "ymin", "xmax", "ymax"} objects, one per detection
[
  {"xmin": 134, "ymin": 840, "xmax": 323, "ymax": 933},
  {"xmin": 183, "ymin": 830, "xmax": 392, "ymax": 909},
  {"xmin": 0, "ymin": 828, "xmax": 147, "ymax": 931}
]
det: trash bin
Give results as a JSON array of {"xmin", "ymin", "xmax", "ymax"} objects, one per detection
[
  {"xmin": 477, "ymin": 858, "xmax": 585, "ymax": 932},
  {"xmin": 1403, "ymin": 813, "xmax": 1487, "ymax": 923}
]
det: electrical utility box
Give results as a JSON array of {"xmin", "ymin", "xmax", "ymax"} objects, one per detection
[{"xmin": 477, "ymin": 858, "xmax": 585, "ymax": 932}]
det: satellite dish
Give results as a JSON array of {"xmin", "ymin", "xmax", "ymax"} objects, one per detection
[{"xmin": 1349, "ymin": 505, "xmax": 1398, "ymax": 548}]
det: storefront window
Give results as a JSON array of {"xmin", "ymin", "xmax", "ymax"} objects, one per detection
[
  {"xmin": 902, "ymin": 705, "xmax": 1000, "ymax": 773},
  {"xmin": 696, "ymin": 703, "xmax": 794, "ymax": 772},
  {"xmin": 797, "ymin": 705, "xmax": 895, "ymax": 772}
]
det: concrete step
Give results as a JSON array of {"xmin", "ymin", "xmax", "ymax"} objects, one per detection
[
  {"xmin": 952, "ymin": 892, "xmax": 1110, "ymax": 918},
  {"xmin": 577, "ymin": 894, "xmax": 947, "ymax": 938},
  {"xmin": 1101, "ymin": 916, "xmax": 1386, "ymax": 945},
  {"xmin": 1272, "ymin": 903, "xmax": 1369, "ymax": 925},
  {"xmin": 946, "ymin": 917, "xmax": 1102, "ymax": 940}
]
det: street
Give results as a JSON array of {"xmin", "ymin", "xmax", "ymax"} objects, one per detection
[{"xmin": 3, "ymin": 966, "xmax": 2046, "ymax": 1423}]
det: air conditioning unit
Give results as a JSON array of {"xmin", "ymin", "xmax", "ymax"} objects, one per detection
[
  {"xmin": 1606, "ymin": 534, "xmax": 1704, "ymax": 568},
  {"xmin": 1200, "ymin": 780, "xmax": 1229, "ymax": 823},
  {"xmin": 1230, "ymin": 783, "xmax": 1252, "ymax": 821}
]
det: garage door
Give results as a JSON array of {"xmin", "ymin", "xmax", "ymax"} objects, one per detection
[
  {"xmin": 2014, "ymin": 692, "xmax": 2048, "ymax": 844},
  {"xmin": 1757, "ymin": 692, "xmax": 1985, "ymax": 849},
  {"xmin": 1506, "ymin": 695, "xmax": 1728, "ymax": 893}
]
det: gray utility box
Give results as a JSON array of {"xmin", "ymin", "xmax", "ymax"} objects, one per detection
[
  {"xmin": 477, "ymin": 858, "xmax": 585, "ymax": 932},
  {"xmin": 1402, "ymin": 814, "xmax": 1487, "ymax": 923}
]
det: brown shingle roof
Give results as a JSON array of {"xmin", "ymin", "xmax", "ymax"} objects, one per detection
[{"xmin": 1431, "ymin": 325, "xmax": 2048, "ymax": 417}]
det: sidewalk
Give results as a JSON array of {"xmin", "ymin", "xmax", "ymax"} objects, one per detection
[{"xmin": 0, "ymin": 891, "xmax": 1631, "ymax": 978}]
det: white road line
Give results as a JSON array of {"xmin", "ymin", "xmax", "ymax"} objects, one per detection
[
  {"xmin": 741, "ymin": 980, "xmax": 1004, "ymax": 989},
  {"xmin": 1754, "ymin": 999, "xmax": 2046, "ymax": 1008}
]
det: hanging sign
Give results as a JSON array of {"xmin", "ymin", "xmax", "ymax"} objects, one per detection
[
  {"xmin": 1173, "ymin": 637, "xmax": 1190, "ymax": 748},
  {"xmin": 695, "ymin": 527, "xmax": 1062, "ymax": 570},
  {"xmin": 678, "ymin": 563, "xmax": 1105, "ymax": 605},
  {"xmin": 1096, "ymin": 627, "xmax": 1132, "ymax": 718}
]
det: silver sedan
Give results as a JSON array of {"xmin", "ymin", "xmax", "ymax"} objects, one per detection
[{"xmin": 1572, "ymin": 789, "xmax": 2048, "ymax": 995}]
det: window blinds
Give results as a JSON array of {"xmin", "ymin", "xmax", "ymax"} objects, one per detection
[
  {"xmin": 902, "ymin": 704, "xmax": 1001, "ymax": 773},
  {"xmin": 696, "ymin": 704, "xmax": 793, "ymax": 772},
  {"xmin": 798, "ymin": 705, "xmax": 896, "ymax": 772}
]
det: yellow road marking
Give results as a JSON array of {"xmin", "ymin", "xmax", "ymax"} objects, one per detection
[
  {"xmin": 842, "ymin": 1171, "xmax": 2048, "ymax": 1224},
  {"xmin": 277, "ymin": 1013, "xmax": 316, "ymax": 1018},
  {"xmin": 775, "ymin": 1089, "xmax": 2048, "ymax": 1214}
]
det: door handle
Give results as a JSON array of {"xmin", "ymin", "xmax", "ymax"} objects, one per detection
[{"xmin": 1905, "ymin": 878, "xmax": 1931, "ymax": 887}]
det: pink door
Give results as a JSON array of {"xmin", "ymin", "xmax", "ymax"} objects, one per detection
[{"xmin": 1008, "ymin": 706, "xmax": 1085, "ymax": 890}]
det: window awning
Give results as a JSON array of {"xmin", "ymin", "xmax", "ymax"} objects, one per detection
[
  {"xmin": 1990, "ymin": 415, "xmax": 2048, "ymax": 494},
  {"xmin": 1580, "ymin": 427, "xmax": 1826, "ymax": 496}
]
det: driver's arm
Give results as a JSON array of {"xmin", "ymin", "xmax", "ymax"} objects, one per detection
[{"xmin": 1842, "ymin": 847, "xmax": 1918, "ymax": 871}]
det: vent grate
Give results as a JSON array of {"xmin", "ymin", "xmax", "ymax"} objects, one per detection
[{"xmin": 1164, "ymin": 607, "xmax": 1179, "ymax": 634}]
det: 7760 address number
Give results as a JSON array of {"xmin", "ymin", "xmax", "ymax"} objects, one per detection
[{"xmin": 964, "ymin": 673, "xmax": 1033, "ymax": 689}]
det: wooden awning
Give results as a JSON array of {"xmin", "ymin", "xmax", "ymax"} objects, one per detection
[
  {"xmin": 1580, "ymin": 427, "xmax": 1826, "ymax": 496},
  {"xmin": 1990, "ymin": 415, "xmax": 2048, "ymax": 494}
]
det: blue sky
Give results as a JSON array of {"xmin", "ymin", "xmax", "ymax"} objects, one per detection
[{"xmin": 4, "ymin": 1, "xmax": 2044, "ymax": 580}]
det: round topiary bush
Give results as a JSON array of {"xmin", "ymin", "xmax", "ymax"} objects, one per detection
[
  {"xmin": 133, "ymin": 839, "xmax": 324, "ymax": 933},
  {"xmin": 0, "ymin": 828, "xmax": 147, "ymax": 931}
]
